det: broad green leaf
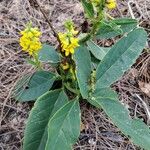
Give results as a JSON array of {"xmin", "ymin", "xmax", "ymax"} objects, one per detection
[
  {"xmin": 81, "ymin": 0, "xmax": 94, "ymax": 18},
  {"xmin": 87, "ymin": 87, "xmax": 118, "ymax": 108},
  {"xmin": 88, "ymin": 88, "xmax": 150, "ymax": 150},
  {"xmin": 14, "ymin": 71, "xmax": 56, "ymax": 101},
  {"xmin": 93, "ymin": 87, "xmax": 118, "ymax": 100},
  {"xmin": 23, "ymin": 89, "xmax": 68, "ymax": 150},
  {"xmin": 38, "ymin": 44, "xmax": 60, "ymax": 63},
  {"xmin": 96, "ymin": 28, "xmax": 147, "ymax": 89},
  {"xmin": 74, "ymin": 46, "xmax": 92, "ymax": 98},
  {"xmin": 87, "ymin": 40, "xmax": 110, "ymax": 60},
  {"xmin": 46, "ymin": 99, "xmax": 81, "ymax": 150},
  {"xmin": 96, "ymin": 18, "xmax": 138, "ymax": 39}
]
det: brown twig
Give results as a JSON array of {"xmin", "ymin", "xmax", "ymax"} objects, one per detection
[
  {"xmin": 135, "ymin": 94, "xmax": 150, "ymax": 124},
  {"xmin": 31, "ymin": 0, "xmax": 60, "ymax": 43}
]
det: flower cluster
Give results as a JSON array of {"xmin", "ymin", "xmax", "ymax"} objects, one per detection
[
  {"xmin": 106, "ymin": 0, "xmax": 116, "ymax": 9},
  {"xmin": 20, "ymin": 25, "xmax": 42, "ymax": 56},
  {"xmin": 90, "ymin": 0, "xmax": 116, "ymax": 9},
  {"xmin": 58, "ymin": 21, "xmax": 79, "ymax": 57}
]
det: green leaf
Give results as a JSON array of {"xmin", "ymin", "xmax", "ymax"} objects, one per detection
[
  {"xmin": 73, "ymin": 46, "xmax": 92, "ymax": 98},
  {"xmin": 96, "ymin": 18, "xmax": 138, "ymax": 39},
  {"xmin": 38, "ymin": 44, "xmax": 60, "ymax": 63},
  {"xmin": 93, "ymin": 87, "xmax": 118, "ymax": 100},
  {"xmin": 23, "ymin": 89, "xmax": 68, "ymax": 150},
  {"xmin": 26, "ymin": 58, "xmax": 37, "ymax": 66},
  {"xmin": 87, "ymin": 40, "xmax": 110, "ymax": 60},
  {"xmin": 14, "ymin": 71, "xmax": 56, "ymax": 101},
  {"xmin": 88, "ymin": 88, "xmax": 150, "ymax": 150},
  {"xmin": 46, "ymin": 99, "xmax": 81, "ymax": 150},
  {"xmin": 96, "ymin": 28, "xmax": 147, "ymax": 89},
  {"xmin": 87, "ymin": 87, "xmax": 118, "ymax": 108},
  {"xmin": 81, "ymin": 0, "xmax": 94, "ymax": 18}
]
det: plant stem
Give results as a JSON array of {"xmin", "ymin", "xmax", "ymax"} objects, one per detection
[
  {"xmin": 33, "ymin": 53, "xmax": 42, "ymax": 70},
  {"xmin": 79, "ymin": 1, "xmax": 105, "ymax": 44},
  {"xmin": 64, "ymin": 83, "xmax": 80, "ymax": 95}
]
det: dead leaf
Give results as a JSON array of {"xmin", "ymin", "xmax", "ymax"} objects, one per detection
[
  {"xmin": 129, "ymin": 68, "xmax": 138, "ymax": 78},
  {"xmin": 138, "ymin": 81, "xmax": 150, "ymax": 97},
  {"xmin": 80, "ymin": 121, "xmax": 86, "ymax": 131}
]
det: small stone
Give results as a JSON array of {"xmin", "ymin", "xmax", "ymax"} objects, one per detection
[{"xmin": 88, "ymin": 138, "xmax": 96, "ymax": 145}]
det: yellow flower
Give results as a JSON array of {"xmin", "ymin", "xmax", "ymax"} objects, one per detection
[
  {"xmin": 106, "ymin": 0, "xmax": 116, "ymax": 9},
  {"xmin": 70, "ymin": 28, "xmax": 78, "ymax": 35},
  {"xmin": 61, "ymin": 62, "xmax": 69, "ymax": 70},
  {"xmin": 58, "ymin": 32, "xmax": 79, "ymax": 57},
  {"xmin": 30, "ymin": 27, "xmax": 41, "ymax": 37},
  {"xmin": 19, "ymin": 25, "xmax": 42, "ymax": 56},
  {"xmin": 58, "ymin": 21, "xmax": 79, "ymax": 56},
  {"xmin": 69, "ymin": 66, "xmax": 76, "ymax": 80},
  {"xmin": 64, "ymin": 20, "xmax": 78, "ymax": 35}
]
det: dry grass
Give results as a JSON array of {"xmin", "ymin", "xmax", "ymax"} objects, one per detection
[{"xmin": 0, "ymin": 0, "xmax": 150, "ymax": 149}]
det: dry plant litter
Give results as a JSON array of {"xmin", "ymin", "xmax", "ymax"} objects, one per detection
[{"xmin": 0, "ymin": 0, "xmax": 150, "ymax": 149}]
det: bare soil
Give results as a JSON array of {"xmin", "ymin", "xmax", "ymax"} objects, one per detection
[{"xmin": 0, "ymin": 0, "xmax": 150, "ymax": 150}]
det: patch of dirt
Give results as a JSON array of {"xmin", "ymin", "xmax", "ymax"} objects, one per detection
[{"xmin": 0, "ymin": 0, "xmax": 150, "ymax": 150}]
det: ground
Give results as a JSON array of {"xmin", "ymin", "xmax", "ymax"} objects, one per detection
[{"xmin": 0, "ymin": 0, "xmax": 150, "ymax": 150}]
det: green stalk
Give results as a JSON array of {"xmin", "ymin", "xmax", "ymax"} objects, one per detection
[
  {"xmin": 64, "ymin": 83, "xmax": 80, "ymax": 95},
  {"xmin": 79, "ymin": 0, "xmax": 106, "ymax": 44},
  {"xmin": 33, "ymin": 53, "xmax": 42, "ymax": 70}
]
